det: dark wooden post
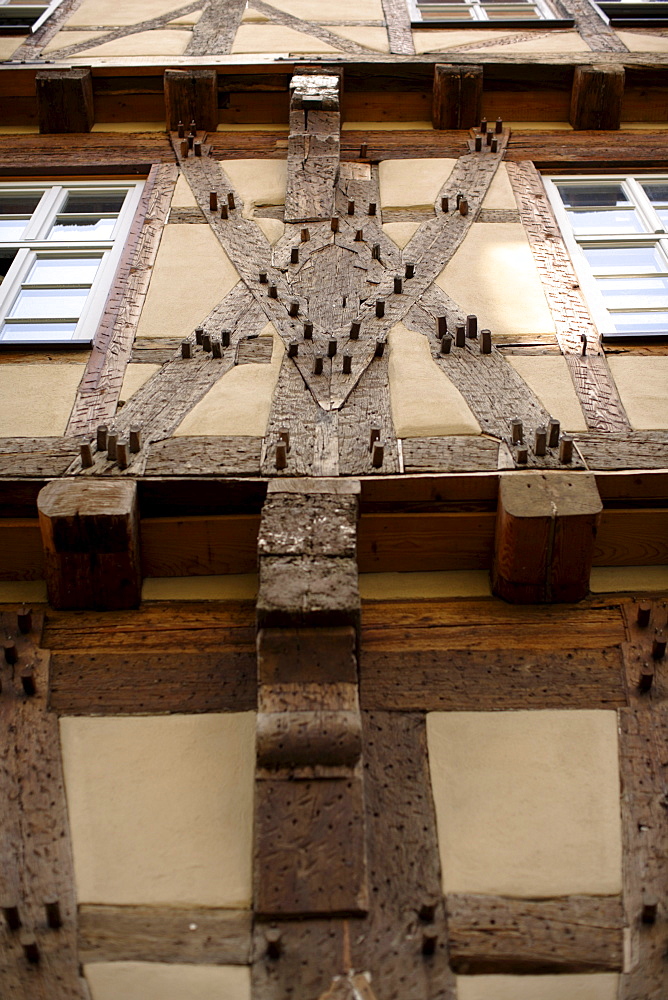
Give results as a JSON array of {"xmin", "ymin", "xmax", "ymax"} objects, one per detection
[
  {"xmin": 36, "ymin": 69, "xmax": 94, "ymax": 133},
  {"xmin": 164, "ymin": 69, "xmax": 218, "ymax": 132},
  {"xmin": 570, "ymin": 65, "xmax": 625, "ymax": 130},
  {"xmin": 433, "ymin": 64, "xmax": 482, "ymax": 130}
]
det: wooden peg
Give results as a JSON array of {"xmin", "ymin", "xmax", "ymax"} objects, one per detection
[
  {"xmin": 129, "ymin": 427, "xmax": 141, "ymax": 453},
  {"xmin": 116, "ymin": 441, "xmax": 129, "ymax": 469},
  {"xmin": 177, "ymin": 121, "xmax": 185, "ymax": 138},
  {"xmin": 343, "ymin": 352, "xmax": 352, "ymax": 374},
  {"xmin": 201, "ymin": 333, "xmax": 212, "ymax": 351},
  {"xmin": 441, "ymin": 335, "xmax": 452, "ymax": 354},
  {"xmin": 180, "ymin": 139, "xmax": 188, "ymax": 158},
  {"xmin": 106, "ymin": 433, "xmax": 118, "ymax": 460},
  {"xmin": 355, "ymin": 229, "xmax": 364, "ymax": 241},
  {"xmin": 437, "ymin": 316, "xmax": 447, "ymax": 337},
  {"xmin": 290, "ymin": 247, "xmax": 299, "ymax": 265},
  {"xmin": 17, "ymin": 607, "xmax": 32, "ymax": 634},
  {"xmin": 96, "ymin": 424, "xmax": 108, "ymax": 450},
  {"xmin": 419, "ymin": 899, "xmax": 438, "ymax": 923},
  {"xmin": 209, "ymin": 191, "xmax": 217, "ymax": 211},
  {"xmin": 195, "ymin": 326, "xmax": 204, "ymax": 344},
  {"xmin": 490, "ymin": 137, "xmax": 498, "ymax": 153},
  {"xmin": 187, "ymin": 132, "xmax": 194, "ymax": 150},
  {"xmin": 456, "ymin": 193, "xmax": 463, "ymax": 208},
  {"xmin": 21, "ymin": 935, "xmax": 39, "ymax": 964},
  {"xmin": 475, "ymin": 135, "xmax": 482, "ymax": 152},
  {"xmin": 259, "ymin": 270, "xmax": 267, "ymax": 284},
  {"xmin": 289, "ymin": 300, "xmax": 299, "ymax": 317},
  {"xmin": 288, "ymin": 340, "xmax": 298, "ymax": 358},
  {"xmin": 535, "ymin": 426, "xmax": 547, "ymax": 456},
  {"xmin": 637, "ymin": 602, "xmax": 652, "ymax": 627},
  {"xmin": 481, "ymin": 329, "xmax": 492, "ymax": 354},
  {"xmin": 212, "ymin": 340, "xmax": 222, "ymax": 358},
  {"xmin": 652, "ymin": 630, "xmax": 666, "ymax": 660},
  {"xmin": 466, "ymin": 314, "xmax": 478, "ymax": 338},
  {"xmin": 313, "ymin": 354, "xmax": 323, "ymax": 375},
  {"xmin": 480, "ymin": 117, "xmax": 487, "ymax": 133},
  {"xmin": 441, "ymin": 196, "xmax": 449, "ymax": 212},
  {"xmin": 278, "ymin": 428, "xmax": 290, "ymax": 450},
  {"xmin": 360, "ymin": 142, "xmax": 368, "ymax": 158},
  {"xmin": 370, "ymin": 427, "xmax": 381, "ymax": 450},
  {"xmin": 80, "ymin": 441, "xmax": 93, "ymax": 468},
  {"xmin": 21, "ymin": 668, "xmax": 35, "ymax": 696},
  {"xmin": 304, "ymin": 321, "xmax": 313, "ymax": 339},
  {"xmin": 268, "ymin": 285, "xmax": 278, "ymax": 299},
  {"xmin": 548, "ymin": 418, "xmax": 560, "ymax": 448},
  {"xmin": 405, "ymin": 262, "xmax": 415, "ymax": 279},
  {"xmin": 348, "ymin": 199, "xmax": 355, "ymax": 215},
  {"xmin": 275, "ymin": 443, "xmax": 287, "ymax": 470},
  {"xmin": 331, "ymin": 216, "xmax": 339, "ymax": 232},
  {"xmin": 459, "ymin": 198, "xmax": 468, "ymax": 216},
  {"xmin": 516, "ymin": 445, "xmax": 528, "ymax": 465},
  {"xmin": 194, "ymin": 141, "xmax": 202, "ymax": 157},
  {"xmin": 375, "ymin": 339, "xmax": 385, "ymax": 357},
  {"xmin": 220, "ymin": 204, "xmax": 228, "ymax": 219},
  {"xmin": 221, "ymin": 329, "xmax": 230, "ymax": 347},
  {"xmin": 496, "ymin": 117, "xmax": 503, "ymax": 133},
  {"xmin": 266, "ymin": 928, "xmax": 282, "ymax": 959},
  {"xmin": 181, "ymin": 340, "xmax": 192, "ymax": 359},
  {"xmin": 394, "ymin": 276, "xmax": 403, "ymax": 294},
  {"xmin": 328, "ymin": 338, "xmax": 337, "ymax": 358},
  {"xmin": 301, "ymin": 227, "xmax": 310, "ymax": 242},
  {"xmin": 368, "ymin": 202, "xmax": 377, "ymax": 216},
  {"xmin": 376, "ymin": 299, "xmax": 385, "ymax": 318},
  {"xmin": 455, "ymin": 325, "xmax": 465, "ymax": 348},
  {"xmin": 372, "ymin": 243, "xmax": 381, "ymax": 260},
  {"xmin": 486, "ymin": 130, "xmax": 493, "ymax": 146},
  {"xmin": 639, "ymin": 662, "xmax": 654, "ymax": 692},
  {"xmin": 3, "ymin": 905, "xmax": 20, "ymax": 931},
  {"xmin": 511, "ymin": 418, "xmax": 523, "ymax": 444},
  {"xmin": 3, "ymin": 641, "xmax": 17, "ymax": 665},
  {"xmin": 422, "ymin": 926, "xmax": 438, "ymax": 956},
  {"xmin": 642, "ymin": 896, "xmax": 658, "ymax": 924},
  {"xmin": 227, "ymin": 192, "xmax": 235, "ymax": 209},
  {"xmin": 559, "ymin": 435, "xmax": 574, "ymax": 464},
  {"xmin": 189, "ymin": 119, "xmax": 196, "ymax": 134},
  {"xmin": 45, "ymin": 900, "xmax": 62, "ymax": 930},
  {"xmin": 350, "ymin": 321, "xmax": 361, "ymax": 340},
  {"xmin": 581, "ymin": 333, "xmax": 587, "ymax": 356},
  {"xmin": 372, "ymin": 441, "xmax": 384, "ymax": 468}
]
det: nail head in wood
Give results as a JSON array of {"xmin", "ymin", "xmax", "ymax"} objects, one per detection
[
  {"xmin": 511, "ymin": 417, "xmax": 524, "ymax": 444},
  {"xmin": 3, "ymin": 641, "xmax": 17, "ymax": 665},
  {"xmin": 177, "ymin": 121, "xmax": 185, "ymax": 138},
  {"xmin": 581, "ymin": 333, "xmax": 587, "ymax": 356},
  {"xmin": 288, "ymin": 340, "xmax": 298, "ymax": 358},
  {"xmin": 187, "ymin": 133, "xmax": 194, "ymax": 150},
  {"xmin": 355, "ymin": 228, "xmax": 364, "ymax": 241},
  {"xmin": 268, "ymin": 285, "xmax": 278, "ymax": 299},
  {"xmin": 106, "ymin": 433, "xmax": 117, "ymax": 460},
  {"xmin": 304, "ymin": 321, "xmax": 313, "ymax": 339},
  {"xmin": 548, "ymin": 418, "xmax": 560, "ymax": 448},
  {"xmin": 266, "ymin": 928, "xmax": 282, "ymax": 959},
  {"xmin": 486, "ymin": 130, "xmax": 493, "ymax": 146},
  {"xmin": 638, "ymin": 662, "xmax": 654, "ymax": 692},
  {"xmin": 360, "ymin": 142, "xmax": 367, "ymax": 158},
  {"xmin": 313, "ymin": 354, "xmax": 323, "ymax": 375},
  {"xmin": 96, "ymin": 424, "xmax": 108, "ymax": 450},
  {"xmin": 348, "ymin": 199, "xmax": 355, "ymax": 215},
  {"xmin": 490, "ymin": 137, "xmax": 498, "ymax": 153},
  {"xmin": 637, "ymin": 602, "xmax": 652, "ymax": 627},
  {"xmin": 441, "ymin": 335, "xmax": 452, "ymax": 354},
  {"xmin": 189, "ymin": 119, "xmax": 196, "ymax": 134},
  {"xmin": 129, "ymin": 427, "xmax": 141, "ymax": 453},
  {"xmin": 419, "ymin": 899, "xmax": 438, "ymax": 923},
  {"xmin": 259, "ymin": 271, "xmax": 267, "ymax": 284},
  {"xmin": 116, "ymin": 441, "xmax": 129, "ymax": 469},
  {"xmin": 652, "ymin": 631, "xmax": 666, "ymax": 660},
  {"xmin": 372, "ymin": 441, "xmax": 384, "ymax": 468},
  {"xmin": 45, "ymin": 900, "xmax": 62, "ymax": 930},
  {"xmin": 376, "ymin": 299, "xmax": 385, "ymax": 318},
  {"xmin": 475, "ymin": 135, "xmax": 482, "ymax": 152},
  {"xmin": 331, "ymin": 216, "xmax": 339, "ymax": 232},
  {"xmin": 559, "ymin": 435, "xmax": 574, "ymax": 464},
  {"xmin": 289, "ymin": 300, "xmax": 299, "ymax": 317},
  {"xmin": 459, "ymin": 198, "xmax": 469, "ymax": 216},
  {"xmin": 227, "ymin": 192, "xmax": 235, "ymax": 209},
  {"xmin": 368, "ymin": 202, "xmax": 377, "ymax": 216},
  {"xmin": 455, "ymin": 325, "xmax": 465, "ymax": 348},
  {"xmin": 291, "ymin": 247, "xmax": 299, "ymax": 265},
  {"xmin": 275, "ymin": 443, "xmax": 287, "ymax": 470},
  {"xmin": 328, "ymin": 338, "xmax": 337, "ymax": 358},
  {"xmin": 278, "ymin": 428, "xmax": 290, "ymax": 450},
  {"xmin": 394, "ymin": 275, "xmax": 403, "ymax": 294},
  {"xmin": 481, "ymin": 328, "xmax": 492, "ymax": 353},
  {"xmin": 466, "ymin": 314, "xmax": 478, "ymax": 338},
  {"xmin": 3, "ymin": 906, "xmax": 20, "ymax": 932},
  {"xmin": 535, "ymin": 426, "xmax": 547, "ymax": 456},
  {"xmin": 180, "ymin": 139, "xmax": 188, "ymax": 157},
  {"xmin": 209, "ymin": 191, "xmax": 217, "ymax": 211},
  {"xmin": 343, "ymin": 352, "xmax": 352, "ymax": 374},
  {"xmin": 21, "ymin": 668, "xmax": 36, "ymax": 696},
  {"xmin": 80, "ymin": 441, "xmax": 93, "ymax": 468},
  {"xmin": 517, "ymin": 445, "xmax": 528, "ymax": 465},
  {"xmin": 370, "ymin": 427, "xmax": 381, "ymax": 450},
  {"xmin": 405, "ymin": 262, "xmax": 415, "ymax": 279},
  {"xmin": 350, "ymin": 321, "xmax": 361, "ymax": 339},
  {"xmin": 375, "ymin": 338, "xmax": 385, "ymax": 357},
  {"xmin": 221, "ymin": 329, "xmax": 230, "ymax": 347},
  {"xmin": 17, "ymin": 607, "xmax": 32, "ymax": 634},
  {"xmin": 181, "ymin": 340, "xmax": 192, "ymax": 359},
  {"xmin": 372, "ymin": 243, "xmax": 381, "ymax": 260}
]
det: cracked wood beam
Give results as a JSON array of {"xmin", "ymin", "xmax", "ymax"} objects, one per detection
[
  {"xmin": 432, "ymin": 64, "xmax": 483, "ymax": 130},
  {"xmin": 164, "ymin": 68, "xmax": 218, "ymax": 132},
  {"xmin": 570, "ymin": 65, "xmax": 625, "ymax": 131},
  {"xmin": 36, "ymin": 69, "xmax": 94, "ymax": 134},
  {"xmin": 381, "ymin": 0, "xmax": 415, "ymax": 54},
  {"xmin": 284, "ymin": 73, "xmax": 341, "ymax": 224},
  {"xmin": 186, "ymin": 0, "xmax": 246, "ymax": 55}
]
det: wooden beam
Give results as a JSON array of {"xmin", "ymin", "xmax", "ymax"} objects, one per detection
[
  {"xmin": 284, "ymin": 73, "xmax": 341, "ymax": 224},
  {"xmin": 492, "ymin": 472, "xmax": 603, "ymax": 604},
  {"xmin": 35, "ymin": 69, "xmax": 94, "ymax": 134},
  {"xmin": 433, "ymin": 64, "xmax": 482, "ymax": 130},
  {"xmin": 37, "ymin": 481, "xmax": 141, "ymax": 611},
  {"xmin": 570, "ymin": 64, "xmax": 625, "ymax": 130},
  {"xmin": 447, "ymin": 894, "xmax": 624, "ymax": 974},
  {"xmin": 164, "ymin": 69, "xmax": 217, "ymax": 132}
]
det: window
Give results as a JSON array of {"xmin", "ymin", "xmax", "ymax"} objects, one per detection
[
  {"xmin": 0, "ymin": 0, "xmax": 64, "ymax": 33},
  {"xmin": 0, "ymin": 181, "xmax": 143, "ymax": 346},
  {"xmin": 595, "ymin": 0, "xmax": 668, "ymax": 28},
  {"xmin": 409, "ymin": 0, "xmax": 558, "ymax": 22},
  {"xmin": 546, "ymin": 174, "xmax": 668, "ymax": 339}
]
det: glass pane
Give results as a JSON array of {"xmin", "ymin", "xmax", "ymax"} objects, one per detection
[
  {"xmin": 0, "ymin": 192, "xmax": 43, "ymax": 215},
  {"xmin": 642, "ymin": 182, "xmax": 668, "ymax": 203},
  {"xmin": 557, "ymin": 183, "xmax": 628, "ymax": 207},
  {"xmin": 48, "ymin": 217, "xmax": 117, "ymax": 241},
  {"xmin": 656, "ymin": 208, "xmax": 668, "ymax": 229},
  {"xmin": 609, "ymin": 311, "xmax": 668, "ymax": 334},
  {"xmin": 9, "ymin": 287, "xmax": 89, "ymax": 319},
  {"xmin": 485, "ymin": 7, "xmax": 541, "ymax": 15},
  {"xmin": 567, "ymin": 209, "xmax": 646, "ymax": 235},
  {"xmin": 597, "ymin": 275, "xmax": 668, "ymax": 309},
  {"xmin": 1, "ymin": 321, "xmax": 78, "ymax": 342},
  {"xmin": 583, "ymin": 245, "xmax": 667, "ymax": 274},
  {"xmin": 0, "ymin": 219, "xmax": 31, "ymax": 241},
  {"xmin": 26, "ymin": 257, "xmax": 101, "ymax": 285},
  {"xmin": 60, "ymin": 191, "xmax": 127, "ymax": 214}
]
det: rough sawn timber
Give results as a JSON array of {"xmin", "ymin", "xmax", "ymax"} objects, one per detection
[
  {"xmin": 381, "ymin": 0, "xmax": 415, "ymax": 54},
  {"xmin": 186, "ymin": 0, "xmax": 247, "ymax": 55}
]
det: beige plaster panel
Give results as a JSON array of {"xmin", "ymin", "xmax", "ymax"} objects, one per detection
[
  {"xmin": 457, "ymin": 974, "xmax": 619, "ymax": 1000},
  {"xmin": 231, "ymin": 24, "xmax": 338, "ymax": 53},
  {"xmin": 608, "ymin": 356, "xmax": 668, "ymax": 429},
  {"xmin": 388, "ymin": 323, "xmax": 481, "ymax": 437},
  {"xmin": 467, "ymin": 30, "xmax": 590, "ymax": 53},
  {"xmin": 171, "ymin": 172, "xmax": 198, "ymax": 208},
  {"xmin": 45, "ymin": 28, "xmax": 191, "ymax": 55},
  {"xmin": 91, "ymin": 122, "xmax": 165, "ymax": 131},
  {"xmin": 342, "ymin": 121, "xmax": 433, "ymax": 131},
  {"xmin": 136, "ymin": 225, "xmax": 239, "ymax": 340},
  {"xmin": 427, "ymin": 709, "xmax": 623, "ymax": 896},
  {"xmin": 221, "ymin": 159, "xmax": 287, "ymax": 220},
  {"xmin": 257, "ymin": 0, "xmax": 384, "ymax": 19},
  {"xmin": 413, "ymin": 29, "xmax": 516, "ymax": 53},
  {"xmin": 0, "ymin": 581, "xmax": 47, "ymax": 602},
  {"xmin": 174, "ymin": 327, "xmax": 284, "ymax": 437},
  {"xmin": 60, "ymin": 712, "xmax": 255, "ymax": 907},
  {"xmin": 0, "ymin": 365, "xmax": 84, "ymax": 437},
  {"xmin": 255, "ymin": 217, "xmax": 285, "ymax": 244},
  {"xmin": 326, "ymin": 26, "xmax": 389, "ymax": 52},
  {"xmin": 590, "ymin": 566, "xmax": 668, "ymax": 593},
  {"xmin": 435, "ymin": 223, "xmax": 556, "ymax": 339},
  {"xmin": 382, "ymin": 221, "xmax": 421, "ymax": 249},
  {"xmin": 379, "ymin": 158, "xmax": 456, "ymax": 210},
  {"xmin": 242, "ymin": 7, "xmax": 270, "ymax": 21},
  {"xmin": 506, "ymin": 121, "xmax": 573, "ymax": 130},
  {"xmin": 616, "ymin": 30, "xmax": 668, "ymax": 52},
  {"xmin": 118, "ymin": 364, "xmax": 160, "ymax": 404},
  {"xmin": 84, "ymin": 962, "xmax": 251, "ymax": 1000},
  {"xmin": 217, "ymin": 123, "xmax": 288, "ymax": 131},
  {"xmin": 44, "ymin": 30, "xmax": 103, "ymax": 52},
  {"xmin": 142, "ymin": 574, "xmax": 258, "ymax": 601},
  {"xmin": 359, "ymin": 571, "xmax": 491, "ymax": 600},
  {"xmin": 67, "ymin": 0, "xmax": 197, "ymax": 25},
  {"xmin": 622, "ymin": 122, "xmax": 668, "ymax": 130},
  {"xmin": 506, "ymin": 355, "xmax": 587, "ymax": 431},
  {"xmin": 169, "ymin": 10, "xmax": 202, "ymax": 25},
  {"xmin": 0, "ymin": 37, "xmax": 21, "ymax": 60},
  {"xmin": 0, "ymin": 125, "xmax": 39, "ymax": 134},
  {"xmin": 481, "ymin": 164, "xmax": 517, "ymax": 210}
]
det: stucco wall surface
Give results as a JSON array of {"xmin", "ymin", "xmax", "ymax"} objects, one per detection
[
  {"xmin": 607, "ymin": 356, "xmax": 668, "ymax": 429},
  {"xmin": 254, "ymin": 0, "xmax": 384, "ymax": 20},
  {"xmin": 60, "ymin": 712, "xmax": 255, "ymax": 907},
  {"xmin": 221, "ymin": 160, "xmax": 287, "ymax": 220},
  {"xmin": 0, "ymin": 365, "xmax": 84, "ymax": 436},
  {"xmin": 379, "ymin": 158, "xmax": 456, "ymax": 210},
  {"xmin": 84, "ymin": 962, "xmax": 251, "ymax": 1000},
  {"xmin": 457, "ymin": 974, "xmax": 619, "ymax": 1000},
  {"xmin": 65, "ymin": 0, "xmax": 200, "ymax": 25},
  {"xmin": 506, "ymin": 355, "xmax": 587, "ymax": 431},
  {"xmin": 427, "ymin": 709, "xmax": 623, "ymax": 897}
]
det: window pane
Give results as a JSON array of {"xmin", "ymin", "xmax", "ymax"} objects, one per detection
[
  {"xmin": 567, "ymin": 209, "xmax": 646, "ymax": 235},
  {"xmin": 60, "ymin": 191, "xmax": 127, "ymax": 214},
  {"xmin": 0, "ymin": 219, "xmax": 31, "ymax": 241},
  {"xmin": 48, "ymin": 218, "xmax": 117, "ymax": 241},
  {"xmin": 656, "ymin": 208, "xmax": 668, "ymax": 229},
  {"xmin": 0, "ymin": 193, "xmax": 43, "ymax": 215},
  {"xmin": 26, "ymin": 257, "xmax": 101, "ymax": 285},
  {"xmin": 556, "ymin": 183, "xmax": 628, "ymax": 207},
  {"xmin": 9, "ymin": 287, "xmax": 89, "ymax": 319},
  {"xmin": 1, "ymin": 321, "xmax": 78, "ymax": 341},
  {"xmin": 609, "ymin": 311, "xmax": 668, "ymax": 334},
  {"xmin": 597, "ymin": 275, "xmax": 668, "ymax": 309},
  {"xmin": 583, "ymin": 245, "xmax": 667, "ymax": 274},
  {"xmin": 642, "ymin": 182, "xmax": 668, "ymax": 203},
  {"xmin": 484, "ymin": 5, "xmax": 540, "ymax": 14}
]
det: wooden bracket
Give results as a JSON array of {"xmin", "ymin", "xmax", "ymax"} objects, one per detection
[
  {"xmin": 432, "ymin": 64, "xmax": 483, "ymax": 130},
  {"xmin": 35, "ymin": 69, "xmax": 94, "ymax": 134},
  {"xmin": 492, "ymin": 472, "xmax": 602, "ymax": 604},
  {"xmin": 569, "ymin": 65, "xmax": 625, "ymax": 130},
  {"xmin": 37, "ymin": 480, "xmax": 141, "ymax": 611},
  {"xmin": 164, "ymin": 69, "xmax": 217, "ymax": 132}
]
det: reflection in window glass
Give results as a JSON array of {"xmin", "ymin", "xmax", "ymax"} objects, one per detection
[
  {"xmin": 1, "ymin": 322, "xmax": 79, "ymax": 341},
  {"xmin": 556, "ymin": 183, "xmax": 628, "ymax": 207},
  {"xmin": 25, "ymin": 257, "xmax": 101, "ymax": 285},
  {"xmin": 583, "ymin": 245, "xmax": 667, "ymax": 274},
  {"xmin": 641, "ymin": 183, "xmax": 668, "ymax": 203},
  {"xmin": 9, "ymin": 287, "xmax": 89, "ymax": 319},
  {"xmin": 48, "ymin": 218, "xmax": 118, "ymax": 241},
  {"xmin": 597, "ymin": 275, "xmax": 668, "ymax": 309},
  {"xmin": 568, "ymin": 209, "xmax": 646, "ymax": 235},
  {"xmin": 610, "ymin": 311, "xmax": 668, "ymax": 334},
  {"xmin": 59, "ymin": 192, "xmax": 127, "ymax": 214}
]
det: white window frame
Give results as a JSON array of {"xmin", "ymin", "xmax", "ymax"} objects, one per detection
[
  {"xmin": 545, "ymin": 173, "xmax": 668, "ymax": 340},
  {"xmin": 408, "ymin": 0, "xmax": 553, "ymax": 21},
  {"xmin": 0, "ymin": 180, "xmax": 143, "ymax": 347},
  {"xmin": 0, "ymin": 0, "xmax": 64, "ymax": 33}
]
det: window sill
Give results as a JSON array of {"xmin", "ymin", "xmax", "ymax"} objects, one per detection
[{"xmin": 411, "ymin": 17, "xmax": 575, "ymax": 27}]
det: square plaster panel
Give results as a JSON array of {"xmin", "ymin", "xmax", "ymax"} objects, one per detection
[
  {"xmin": 0, "ymin": 37, "xmax": 21, "ymax": 60},
  {"xmin": 616, "ymin": 30, "xmax": 668, "ymax": 53},
  {"xmin": 220, "ymin": 160, "xmax": 287, "ymax": 220},
  {"xmin": 506, "ymin": 355, "xmax": 588, "ymax": 431},
  {"xmin": 457, "ymin": 974, "xmax": 619, "ymax": 1000},
  {"xmin": 84, "ymin": 962, "xmax": 251, "ymax": 1000},
  {"xmin": 231, "ymin": 24, "xmax": 339, "ymax": 53},
  {"xmin": 427, "ymin": 710, "xmax": 622, "ymax": 896},
  {"xmin": 258, "ymin": 0, "xmax": 384, "ymax": 20},
  {"xmin": 0, "ymin": 365, "xmax": 84, "ymax": 436},
  {"xmin": 378, "ymin": 158, "xmax": 456, "ymax": 210},
  {"xmin": 607, "ymin": 356, "xmax": 668, "ymax": 429},
  {"xmin": 326, "ymin": 26, "xmax": 389, "ymax": 52},
  {"xmin": 435, "ymin": 223, "xmax": 556, "ymax": 339},
  {"xmin": 60, "ymin": 713, "xmax": 255, "ymax": 907},
  {"xmin": 67, "ymin": 0, "xmax": 198, "ymax": 25},
  {"xmin": 136, "ymin": 224, "xmax": 239, "ymax": 339}
]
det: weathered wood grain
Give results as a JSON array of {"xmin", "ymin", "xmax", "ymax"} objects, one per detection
[
  {"xmin": 433, "ymin": 65, "xmax": 482, "ymax": 130},
  {"xmin": 0, "ymin": 133, "xmax": 174, "ymax": 175},
  {"xmin": 36, "ymin": 69, "xmax": 93, "ymax": 134},
  {"xmin": 79, "ymin": 904, "xmax": 252, "ymax": 965},
  {"xmin": 285, "ymin": 77, "xmax": 341, "ymax": 223},
  {"xmin": 186, "ymin": 0, "xmax": 247, "ymax": 55},
  {"xmin": 401, "ymin": 437, "xmax": 499, "ymax": 473},
  {"xmin": 0, "ymin": 438, "xmax": 80, "ymax": 478},
  {"xmin": 575, "ymin": 432, "xmax": 668, "ymax": 471},
  {"xmin": 247, "ymin": 0, "xmax": 373, "ymax": 54},
  {"xmin": 570, "ymin": 65, "xmax": 625, "ymax": 130},
  {"xmin": 595, "ymin": 509, "xmax": 668, "ymax": 568},
  {"xmin": 338, "ymin": 355, "xmax": 400, "ymax": 476},
  {"xmin": 144, "ymin": 437, "xmax": 262, "ymax": 476},
  {"xmin": 141, "ymin": 512, "xmax": 260, "ymax": 576},
  {"xmin": 381, "ymin": 0, "xmax": 415, "ymax": 54},
  {"xmin": 558, "ymin": 0, "xmax": 629, "ymax": 51},
  {"xmin": 447, "ymin": 894, "xmax": 624, "ymax": 974},
  {"xmin": 164, "ymin": 69, "xmax": 218, "ymax": 132},
  {"xmin": 565, "ymin": 355, "xmax": 632, "ymax": 434}
]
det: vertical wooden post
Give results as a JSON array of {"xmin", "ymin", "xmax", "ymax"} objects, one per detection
[
  {"xmin": 36, "ymin": 69, "xmax": 94, "ymax": 133},
  {"xmin": 569, "ymin": 65, "xmax": 625, "ymax": 130},
  {"xmin": 433, "ymin": 64, "xmax": 482, "ymax": 130},
  {"xmin": 164, "ymin": 69, "xmax": 218, "ymax": 132}
]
